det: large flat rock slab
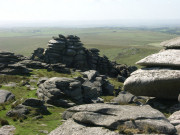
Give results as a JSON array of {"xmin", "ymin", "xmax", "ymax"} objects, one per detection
[
  {"xmin": 49, "ymin": 119, "xmax": 119, "ymax": 135},
  {"xmin": 161, "ymin": 37, "xmax": 180, "ymax": 49},
  {"xmin": 136, "ymin": 49, "xmax": 180, "ymax": 67},
  {"xmin": 61, "ymin": 103, "xmax": 176, "ymax": 134},
  {"xmin": 124, "ymin": 68, "xmax": 180, "ymax": 99}
]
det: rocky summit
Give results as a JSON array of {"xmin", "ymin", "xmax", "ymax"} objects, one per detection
[
  {"xmin": 124, "ymin": 37, "xmax": 180, "ymax": 99},
  {"xmin": 31, "ymin": 34, "xmax": 137, "ymax": 78}
]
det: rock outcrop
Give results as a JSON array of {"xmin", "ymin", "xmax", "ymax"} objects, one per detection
[
  {"xmin": 49, "ymin": 104, "xmax": 176, "ymax": 135},
  {"xmin": 0, "ymin": 90, "xmax": 15, "ymax": 104},
  {"xmin": 0, "ymin": 50, "xmax": 31, "ymax": 75},
  {"xmin": 31, "ymin": 34, "xmax": 137, "ymax": 78},
  {"xmin": 37, "ymin": 70, "xmax": 114, "ymax": 106},
  {"xmin": 124, "ymin": 37, "xmax": 180, "ymax": 99},
  {"xmin": 124, "ymin": 68, "xmax": 180, "ymax": 99}
]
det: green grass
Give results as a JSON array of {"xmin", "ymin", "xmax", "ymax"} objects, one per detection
[
  {"xmin": 0, "ymin": 69, "xmax": 123, "ymax": 134},
  {"xmin": 0, "ymin": 69, "xmax": 78, "ymax": 134},
  {"xmin": 0, "ymin": 104, "xmax": 65, "ymax": 135},
  {"xmin": 108, "ymin": 78, "xmax": 123, "ymax": 89}
]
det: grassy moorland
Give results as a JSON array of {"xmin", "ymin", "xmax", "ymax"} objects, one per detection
[
  {"xmin": 0, "ymin": 27, "xmax": 178, "ymax": 134},
  {"xmin": 0, "ymin": 27, "xmax": 178, "ymax": 65}
]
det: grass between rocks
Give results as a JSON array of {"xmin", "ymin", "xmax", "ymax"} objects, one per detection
[
  {"xmin": 0, "ymin": 69, "xmax": 84, "ymax": 135},
  {"xmin": 0, "ymin": 69, "xmax": 123, "ymax": 134}
]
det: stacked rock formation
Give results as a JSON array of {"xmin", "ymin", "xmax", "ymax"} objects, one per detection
[
  {"xmin": 31, "ymin": 34, "xmax": 137, "ymax": 78},
  {"xmin": 0, "ymin": 50, "xmax": 31, "ymax": 75},
  {"xmin": 37, "ymin": 70, "xmax": 114, "ymax": 107},
  {"xmin": 124, "ymin": 37, "xmax": 180, "ymax": 99}
]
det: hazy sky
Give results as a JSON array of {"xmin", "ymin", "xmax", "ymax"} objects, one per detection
[{"xmin": 0, "ymin": 0, "xmax": 180, "ymax": 26}]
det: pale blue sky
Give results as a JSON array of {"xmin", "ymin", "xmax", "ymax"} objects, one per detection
[{"xmin": 0, "ymin": 0, "xmax": 180, "ymax": 26}]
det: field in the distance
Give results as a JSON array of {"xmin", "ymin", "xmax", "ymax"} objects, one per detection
[{"xmin": 0, "ymin": 27, "xmax": 178, "ymax": 65}]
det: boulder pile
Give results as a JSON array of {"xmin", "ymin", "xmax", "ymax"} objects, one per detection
[
  {"xmin": 37, "ymin": 70, "xmax": 114, "ymax": 107},
  {"xmin": 0, "ymin": 50, "xmax": 31, "ymax": 75},
  {"xmin": 31, "ymin": 34, "xmax": 137, "ymax": 78},
  {"xmin": 124, "ymin": 37, "xmax": 180, "ymax": 99},
  {"xmin": 49, "ymin": 104, "xmax": 176, "ymax": 135}
]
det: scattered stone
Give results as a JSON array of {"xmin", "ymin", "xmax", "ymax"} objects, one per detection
[
  {"xmin": 0, "ymin": 90, "xmax": 15, "ymax": 103},
  {"xmin": 29, "ymin": 79, "xmax": 37, "ymax": 83},
  {"xmin": 117, "ymin": 75, "xmax": 126, "ymax": 83},
  {"xmin": 4, "ymin": 82, "xmax": 17, "ymax": 87},
  {"xmin": 83, "ymin": 70, "xmax": 98, "ymax": 80},
  {"xmin": 6, "ymin": 104, "xmax": 29, "ymax": 118},
  {"xmin": 39, "ymin": 130, "xmax": 48, "ymax": 134},
  {"xmin": 7, "ymin": 98, "xmax": 49, "ymax": 118},
  {"xmin": 111, "ymin": 91, "xmax": 137, "ymax": 104},
  {"xmin": 0, "ymin": 125, "xmax": 16, "ymax": 135}
]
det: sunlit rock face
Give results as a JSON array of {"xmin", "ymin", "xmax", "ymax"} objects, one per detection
[{"xmin": 124, "ymin": 36, "xmax": 180, "ymax": 99}]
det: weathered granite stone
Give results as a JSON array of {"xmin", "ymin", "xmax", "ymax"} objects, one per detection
[
  {"xmin": 49, "ymin": 119, "xmax": 119, "ymax": 135},
  {"xmin": 0, "ymin": 125, "xmax": 16, "ymax": 135},
  {"xmin": 124, "ymin": 68, "xmax": 180, "ymax": 99},
  {"xmin": 111, "ymin": 91, "xmax": 137, "ymax": 104},
  {"xmin": 62, "ymin": 104, "xmax": 176, "ymax": 134},
  {"xmin": 161, "ymin": 36, "xmax": 180, "ymax": 49},
  {"xmin": 169, "ymin": 110, "xmax": 180, "ymax": 134},
  {"xmin": 0, "ymin": 90, "xmax": 15, "ymax": 103},
  {"xmin": 136, "ymin": 49, "xmax": 180, "ymax": 67}
]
